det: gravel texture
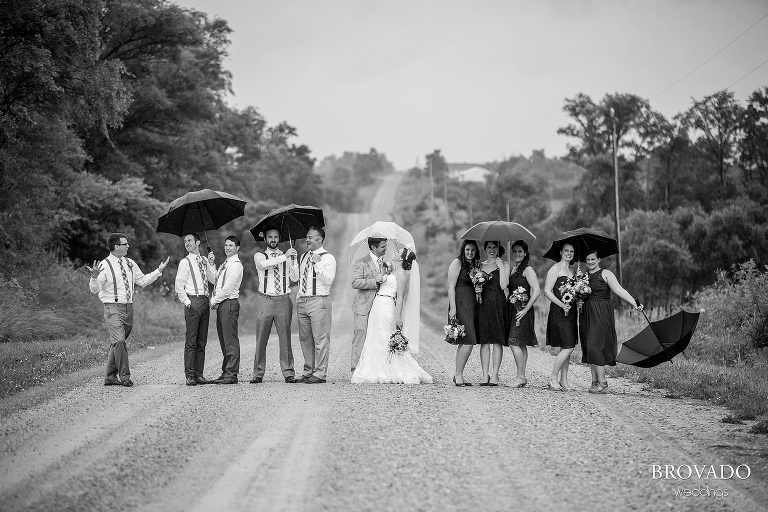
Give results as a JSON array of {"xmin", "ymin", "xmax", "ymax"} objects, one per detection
[{"xmin": 1, "ymin": 174, "xmax": 766, "ymax": 512}]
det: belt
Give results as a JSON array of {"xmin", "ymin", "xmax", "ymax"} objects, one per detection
[
  {"xmin": 376, "ymin": 294, "xmax": 396, "ymax": 300},
  {"xmin": 298, "ymin": 294, "xmax": 329, "ymax": 299},
  {"xmin": 257, "ymin": 291, "xmax": 288, "ymax": 299},
  {"xmin": 188, "ymin": 294, "xmax": 208, "ymax": 298}
]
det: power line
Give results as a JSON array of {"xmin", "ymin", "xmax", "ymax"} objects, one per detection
[
  {"xmin": 651, "ymin": 10, "xmax": 768, "ymax": 99},
  {"xmin": 726, "ymin": 56, "xmax": 768, "ymax": 89}
]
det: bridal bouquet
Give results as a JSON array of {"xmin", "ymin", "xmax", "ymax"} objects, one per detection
[
  {"xmin": 444, "ymin": 317, "xmax": 466, "ymax": 343},
  {"xmin": 508, "ymin": 286, "xmax": 529, "ymax": 326},
  {"xmin": 572, "ymin": 270, "xmax": 592, "ymax": 314},
  {"xmin": 469, "ymin": 264, "xmax": 492, "ymax": 303},
  {"xmin": 388, "ymin": 327, "xmax": 409, "ymax": 362}
]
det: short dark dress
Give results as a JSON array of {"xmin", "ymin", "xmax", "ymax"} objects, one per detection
[
  {"xmin": 579, "ymin": 270, "xmax": 618, "ymax": 366},
  {"xmin": 507, "ymin": 268, "xmax": 537, "ymax": 347},
  {"xmin": 449, "ymin": 265, "xmax": 479, "ymax": 345},
  {"xmin": 546, "ymin": 275, "xmax": 578, "ymax": 349},
  {"xmin": 477, "ymin": 268, "xmax": 508, "ymax": 345}
]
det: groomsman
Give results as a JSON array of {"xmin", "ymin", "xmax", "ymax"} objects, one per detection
[
  {"xmin": 175, "ymin": 233, "xmax": 215, "ymax": 386},
  {"xmin": 351, "ymin": 237, "xmax": 388, "ymax": 372},
  {"xmin": 210, "ymin": 235, "xmax": 243, "ymax": 384},
  {"xmin": 88, "ymin": 233, "xmax": 169, "ymax": 387},
  {"xmin": 295, "ymin": 225, "xmax": 336, "ymax": 384},
  {"xmin": 251, "ymin": 226, "xmax": 299, "ymax": 384}
]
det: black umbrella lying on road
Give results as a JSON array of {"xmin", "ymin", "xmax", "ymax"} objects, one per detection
[
  {"xmin": 543, "ymin": 227, "xmax": 618, "ymax": 262},
  {"xmin": 617, "ymin": 309, "xmax": 701, "ymax": 367},
  {"xmin": 249, "ymin": 204, "xmax": 324, "ymax": 244},
  {"xmin": 157, "ymin": 189, "xmax": 247, "ymax": 251}
]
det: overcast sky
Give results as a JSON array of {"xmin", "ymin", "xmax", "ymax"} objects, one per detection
[{"xmin": 173, "ymin": 0, "xmax": 768, "ymax": 169}]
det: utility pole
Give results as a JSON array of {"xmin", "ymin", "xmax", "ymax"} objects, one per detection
[
  {"xmin": 469, "ymin": 194, "xmax": 473, "ymax": 226},
  {"xmin": 428, "ymin": 156, "xmax": 434, "ymax": 207},
  {"xmin": 611, "ymin": 108, "xmax": 623, "ymax": 284},
  {"xmin": 506, "ymin": 200, "xmax": 512, "ymax": 264}
]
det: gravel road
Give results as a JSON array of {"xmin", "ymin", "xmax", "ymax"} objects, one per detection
[{"xmin": 1, "ymin": 173, "xmax": 766, "ymax": 512}]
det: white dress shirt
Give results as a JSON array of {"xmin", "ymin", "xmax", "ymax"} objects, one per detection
[
  {"xmin": 175, "ymin": 253, "xmax": 215, "ymax": 306},
  {"xmin": 370, "ymin": 252, "xmax": 381, "ymax": 272},
  {"xmin": 254, "ymin": 249, "xmax": 299, "ymax": 295},
  {"xmin": 296, "ymin": 247, "xmax": 336, "ymax": 298},
  {"xmin": 211, "ymin": 255, "xmax": 243, "ymax": 306},
  {"xmin": 89, "ymin": 254, "xmax": 162, "ymax": 304}
]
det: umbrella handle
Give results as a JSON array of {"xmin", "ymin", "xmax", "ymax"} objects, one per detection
[{"xmin": 639, "ymin": 303, "xmax": 674, "ymax": 364}]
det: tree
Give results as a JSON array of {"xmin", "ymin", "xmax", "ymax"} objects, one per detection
[
  {"xmin": 684, "ymin": 90, "xmax": 743, "ymax": 186},
  {"xmin": 740, "ymin": 86, "xmax": 768, "ymax": 189}
]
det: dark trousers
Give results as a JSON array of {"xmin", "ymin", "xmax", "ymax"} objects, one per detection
[
  {"xmin": 217, "ymin": 298, "xmax": 240, "ymax": 377},
  {"xmin": 184, "ymin": 296, "xmax": 210, "ymax": 378},
  {"xmin": 104, "ymin": 303, "xmax": 133, "ymax": 380},
  {"xmin": 253, "ymin": 292, "xmax": 294, "ymax": 378}
]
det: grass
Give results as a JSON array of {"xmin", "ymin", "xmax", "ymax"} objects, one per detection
[{"xmin": 0, "ymin": 258, "xmax": 185, "ymax": 398}]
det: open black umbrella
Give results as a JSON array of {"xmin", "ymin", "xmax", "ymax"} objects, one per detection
[
  {"xmin": 543, "ymin": 227, "xmax": 618, "ymax": 262},
  {"xmin": 249, "ymin": 204, "xmax": 324, "ymax": 243},
  {"xmin": 460, "ymin": 221, "xmax": 536, "ymax": 242},
  {"xmin": 157, "ymin": 189, "xmax": 247, "ymax": 249},
  {"xmin": 616, "ymin": 309, "xmax": 700, "ymax": 367}
]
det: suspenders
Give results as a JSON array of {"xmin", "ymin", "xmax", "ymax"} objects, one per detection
[
  {"xmin": 301, "ymin": 252, "xmax": 327, "ymax": 295},
  {"xmin": 260, "ymin": 253, "xmax": 287, "ymax": 294},
  {"xmin": 104, "ymin": 258, "xmax": 133, "ymax": 303},
  {"xmin": 185, "ymin": 257, "xmax": 200, "ymax": 295}
]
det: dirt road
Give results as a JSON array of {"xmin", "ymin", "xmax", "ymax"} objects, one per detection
[{"xmin": 1, "ymin": 173, "xmax": 767, "ymax": 512}]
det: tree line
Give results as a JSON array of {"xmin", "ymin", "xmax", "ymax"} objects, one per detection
[
  {"xmin": 399, "ymin": 87, "xmax": 768, "ymax": 309},
  {"xmin": 0, "ymin": 0, "xmax": 392, "ymax": 281}
]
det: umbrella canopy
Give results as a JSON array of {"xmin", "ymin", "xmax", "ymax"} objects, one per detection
[
  {"xmin": 542, "ymin": 227, "xmax": 618, "ymax": 262},
  {"xmin": 460, "ymin": 221, "xmax": 536, "ymax": 242},
  {"xmin": 616, "ymin": 310, "xmax": 700, "ymax": 367},
  {"xmin": 156, "ymin": 189, "xmax": 247, "ymax": 237},
  {"xmin": 249, "ymin": 204, "xmax": 324, "ymax": 243},
  {"xmin": 348, "ymin": 221, "xmax": 415, "ymax": 263}
]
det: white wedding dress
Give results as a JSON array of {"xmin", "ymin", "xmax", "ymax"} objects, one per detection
[{"xmin": 351, "ymin": 273, "xmax": 432, "ymax": 384}]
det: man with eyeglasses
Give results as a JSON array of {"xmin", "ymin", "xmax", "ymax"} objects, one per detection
[
  {"xmin": 295, "ymin": 225, "xmax": 336, "ymax": 384},
  {"xmin": 87, "ymin": 233, "xmax": 170, "ymax": 387}
]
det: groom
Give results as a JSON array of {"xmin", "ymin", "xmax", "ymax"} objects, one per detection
[{"xmin": 350, "ymin": 237, "xmax": 388, "ymax": 372}]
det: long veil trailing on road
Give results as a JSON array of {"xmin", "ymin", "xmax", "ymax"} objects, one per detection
[{"xmin": 402, "ymin": 260, "xmax": 420, "ymax": 354}]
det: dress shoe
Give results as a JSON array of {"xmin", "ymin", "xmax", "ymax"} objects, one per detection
[
  {"xmin": 215, "ymin": 376, "xmax": 238, "ymax": 384},
  {"xmin": 304, "ymin": 376, "xmax": 326, "ymax": 384},
  {"xmin": 104, "ymin": 377, "xmax": 121, "ymax": 386},
  {"xmin": 292, "ymin": 375, "xmax": 309, "ymax": 383},
  {"xmin": 284, "ymin": 376, "xmax": 297, "ymax": 383},
  {"xmin": 186, "ymin": 377, "xmax": 197, "ymax": 386},
  {"xmin": 194, "ymin": 376, "xmax": 208, "ymax": 385},
  {"xmin": 120, "ymin": 378, "xmax": 134, "ymax": 387},
  {"xmin": 249, "ymin": 377, "xmax": 263, "ymax": 384}
]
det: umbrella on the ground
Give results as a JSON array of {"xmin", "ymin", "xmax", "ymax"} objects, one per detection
[
  {"xmin": 157, "ymin": 189, "xmax": 247, "ymax": 250},
  {"xmin": 348, "ymin": 221, "xmax": 415, "ymax": 263},
  {"xmin": 616, "ymin": 309, "xmax": 700, "ymax": 367},
  {"xmin": 460, "ymin": 221, "xmax": 536, "ymax": 242},
  {"xmin": 249, "ymin": 204, "xmax": 324, "ymax": 244},
  {"xmin": 542, "ymin": 227, "xmax": 618, "ymax": 262}
]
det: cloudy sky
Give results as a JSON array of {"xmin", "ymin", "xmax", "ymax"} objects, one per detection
[{"xmin": 174, "ymin": 0, "xmax": 768, "ymax": 169}]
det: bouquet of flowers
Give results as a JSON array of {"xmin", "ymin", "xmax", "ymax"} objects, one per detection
[
  {"xmin": 444, "ymin": 317, "xmax": 466, "ymax": 342},
  {"xmin": 572, "ymin": 270, "xmax": 592, "ymax": 314},
  {"xmin": 558, "ymin": 278, "xmax": 576, "ymax": 316},
  {"xmin": 469, "ymin": 264, "xmax": 492, "ymax": 303},
  {"xmin": 388, "ymin": 327, "xmax": 410, "ymax": 362},
  {"xmin": 508, "ymin": 286, "xmax": 529, "ymax": 326}
]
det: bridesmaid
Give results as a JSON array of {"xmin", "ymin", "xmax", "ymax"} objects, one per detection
[
  {"xmin": 543, "ymin": 243, "xmax": 577, "ymax": 391},
  {"xmin": 447, "ymin": 239, "xmax": 481, "ymax": 386},
  {"xmin": 507, "ymin": 240, "xmax": 540, "ymax": 388},
  {"xmin": 580, "ymin": 249, "xmax": 643, "ymax": 393},
  {"xmin": 476, "ymin": 241, "xmax": 509, "ymax": 386}
]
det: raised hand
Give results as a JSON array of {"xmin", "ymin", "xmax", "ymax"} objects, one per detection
[
  {"xmin": 208, "ymin": 252, "xmax": 215, "ymax": 266},
  {"xmin": 158, "ymin": 256, "xmax": 170, "ymax": 271},
  {"xmin": 285, "ymin": 247, "xmax": 298, "ymax": 259},
  {"xmin": 86, "ymin": 260, "xmax": 102, "ymax": 279}
]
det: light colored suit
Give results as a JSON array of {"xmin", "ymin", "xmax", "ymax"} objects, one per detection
[{"xmin": 351, "ymin": 254, "xmax": 383, "ymax": 370}]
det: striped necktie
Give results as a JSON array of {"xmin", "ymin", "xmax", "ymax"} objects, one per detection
[
  {"xmin": 198, "ymin": 256, "xmax": 208, "ymax": 297},
  {"xmin": 271, "ymin": 252, "xmax": 282, "ymax": 294},
  {"xmin": 301, "ymin": 251, "xmax": 313, "ymax": 294},
  {"xmin": 215, "ymin": 261, "xmax": 227, "ymax": 295},
  {"xmin": 119, "ymin": 258, "xmax": 131, "ymax": 302}
]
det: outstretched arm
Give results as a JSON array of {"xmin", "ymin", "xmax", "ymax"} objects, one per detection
[{"xmin": 603, "ymin": 269, "xmax": 642, "ymax": 309}]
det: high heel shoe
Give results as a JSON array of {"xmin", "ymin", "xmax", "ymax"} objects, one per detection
[
  {"xmin": 488, "ymin": 376, "xmax": 499, "ymax": 387},
  {"xmin": 479, "ymin": 376, "xmax": 491, "ymax": 387},
  {"xmin": 453, "ymin": 376, "xmax": 465, "ymax": 387}
]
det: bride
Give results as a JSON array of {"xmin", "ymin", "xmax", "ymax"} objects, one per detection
[{"xmin": 351, "ymin": 247, "xmax": 432, "ymax": 384}]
